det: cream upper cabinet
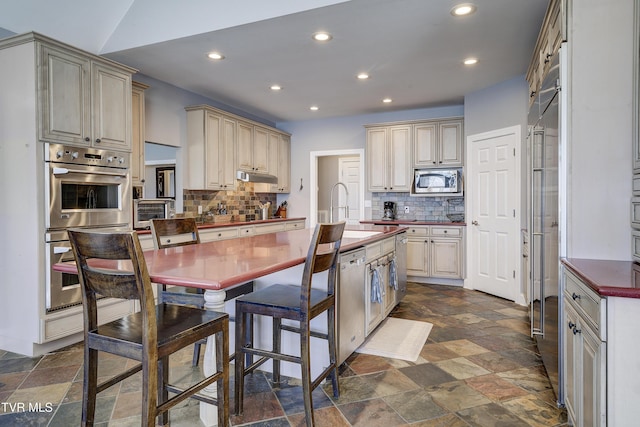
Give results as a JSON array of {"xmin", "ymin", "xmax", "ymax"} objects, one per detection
[
  {"xmin": 366, "ymin": 124, "xmax": 411, "ymax": 192},
  {"xmin": 187, "ymin": 105, "xmax": 290, "ymax": 191},
  {"xmin": 38, "ymin": 42, "xmax": 133, "ymax": 150},
  {"xmin": 237, "ymin": 123, "xmax": 268, "ymax": 173},
  {"xmin": 131, "ymin": 81, "xmax": 149, "ymax": 187},
  {"xmin": 185, "ymin": 106, "xmax": 236, "ymax": 190},
  {"xmin": 261, "ymin": 132, "xmax": 291, "ymax": 193},
  {"xmin": 413, "ymin": 119, "xmax": 463, "ymax": 167}
]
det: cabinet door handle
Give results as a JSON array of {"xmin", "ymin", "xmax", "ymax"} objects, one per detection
[
  {"xmin": 95, "ymin": 138, "xmax": 101, "ymax": 143},
  {"xmin": 84, "ymin": 137, "xmax": 90, "ymax": 142},
  {"xmin": 572, "ymin": 327, "xmax": 582, "ymax": 335},
  {"xmin": 571, "ymin": 293, "xmax": 581, "ymax": 301},
  {"xmin": 472, "ymin": 220, "xmax": 479, "ymax": 226},
  {"xmin": 568, "ymin": 321, "xmax": 575, "ymax": 330}
]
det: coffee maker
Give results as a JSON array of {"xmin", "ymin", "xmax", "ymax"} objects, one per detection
[{"xmin": 382, "ymin": 201, "xmax": 396, "ymax": 220}]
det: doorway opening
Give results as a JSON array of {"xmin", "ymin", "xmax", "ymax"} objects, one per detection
[{"xmin": 309, "ymin": 149, "xmax": 365, "ymax": 227}]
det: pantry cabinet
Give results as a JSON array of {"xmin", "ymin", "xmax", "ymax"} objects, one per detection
[
  {"xmin": 38, "ymin": 42, "xmax": 133, "ymax": 150},
  {"xmin": 131, "ymin": 81, "xmax": 149, "ymax": 187},
  {"xmin": 366, "ymin": 125, "xmax": 412, "ymax": 192},
  {"xmin": 413, "ymin": 119, "xmax": 464, "ymax": 167}
]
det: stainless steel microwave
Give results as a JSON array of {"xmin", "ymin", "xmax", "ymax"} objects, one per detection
[
  {"xmin": 133, "ymin": 199, "xmax": 175, "ymax": 229},
  {"xmin": 413, "ymin": 168, "xmax": 462, "ymax": 195}
]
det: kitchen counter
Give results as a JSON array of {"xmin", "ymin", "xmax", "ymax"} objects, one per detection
[
  {"xmin": 361, "ymin": 219, "xmax": 466, "ymax": 226},
  {"xmin": 561, "ymin": 258, "xmax": 640, "ymax": 298},
  {"xmin": 56, "ymin": 224, "xmax": 406, "ymax": 291},
  {"xmin": 135, "ymin": 217, "xmax": 306, "ymax": 234}
]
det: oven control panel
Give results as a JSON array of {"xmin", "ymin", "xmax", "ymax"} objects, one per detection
[{"xmin": 45, "ymin": 143, "xmax": 129, "ymax": 168}]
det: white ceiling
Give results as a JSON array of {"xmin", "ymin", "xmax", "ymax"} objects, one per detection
[{"xmin": 0, "ymin": 0, "xmax": 549, "ymax": 123}]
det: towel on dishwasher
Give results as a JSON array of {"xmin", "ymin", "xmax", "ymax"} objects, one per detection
[
  {"xmin": 371, "ymin": 266, "xmax": 383, "ymax": 303},
  {"xmin": 389, "ymin": 258, "xmax": 398, "ymax": 290}
]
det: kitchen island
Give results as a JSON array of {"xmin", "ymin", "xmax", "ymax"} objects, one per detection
[{"xmin": 56, "ymin": 223, "xmax": 407, "ymax": 426}]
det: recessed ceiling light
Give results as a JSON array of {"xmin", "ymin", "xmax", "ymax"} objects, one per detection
[
  {"xmin": 451, "ymin": 3, "xmax": 476, "ymax": 16},
  {"xmin": 270, "ymin": 85, "xmax": 282, "ymax": 91},
  {"xmin": 312, "ymin": 32, "xmax": 332, "ymax": 42},
  {"xmin": 464, "ymin": 58, "xmax": 478, "ymax": 65},
  {"xmin": 357, "ymin": 73, "xmax": 370, "ymax": 80},
  {"xmin": 207, "ymin": 52, "xmax": 225, "ymax": 60},
  {"xmin": 310, "ymin": 105, "xmax": 319, "ymax": 111},
  {"xmin": 383, "ymin": 98, "xmax": 392, "ymax": 103}
]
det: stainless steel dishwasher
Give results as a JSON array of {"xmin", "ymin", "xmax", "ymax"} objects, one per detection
[{"xmin": 338, "ymin": 248, "xmax": 366, "ymax": 365}]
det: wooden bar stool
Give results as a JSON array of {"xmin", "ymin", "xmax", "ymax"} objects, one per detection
[
  {"xmin": 151, "ymin": 218, "xmax": 206, "ymax": 366},
  {"xmin": 68, "ymin": 228, "xmax": 229, "ymax": 427},
  {"xmin": 233, "ymin": 222, "xmax": 346, "ymax": 427}
]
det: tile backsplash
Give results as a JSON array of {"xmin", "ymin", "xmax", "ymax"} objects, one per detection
[
  {"xmin": 183, "ymin": 182, "xmax": 277, "ymax": 222},
  {"xmin": 371, "ymin": 193, "xmax": 465, "ymax": 221}
]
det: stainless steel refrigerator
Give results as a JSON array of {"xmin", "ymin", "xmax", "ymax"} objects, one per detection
[{"xmin": 527, "ymin": 48, "xmax": 563, "ymax": 405}]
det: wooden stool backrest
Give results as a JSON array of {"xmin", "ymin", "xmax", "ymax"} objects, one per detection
[
  {"xmin": 150, "ymin": 218, "xmax": 200, "ymax": 249},
  {"xmin": 67, "ymin": 229, "xmax": 156, "ymax": 336},
  {"xmin": 300, "ymin": 222, "xmax": 346, "ymax": 308}
]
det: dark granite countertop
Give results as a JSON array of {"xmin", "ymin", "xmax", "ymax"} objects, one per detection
[{"xmin": 562, "ymin": 258, "xmax": 640, "ymax": 299}]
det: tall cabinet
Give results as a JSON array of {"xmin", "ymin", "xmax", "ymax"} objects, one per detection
[
  {"xmin": 0, "ymin": 32, "xmax": 135, "ymax": 357},
  {"xmin": 131, "ymin": 81, "xmax": 149, "ymax": 188}
]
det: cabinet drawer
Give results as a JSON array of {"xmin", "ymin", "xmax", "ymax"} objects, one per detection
[
  {"xmin": 285, "ymin": 221, "xmax": 304, "ymax": 231},
  {"xmin": 255, "ymin": 223, "xmax": 285, "ymax": 235},
  {"xmin": 206, "ymin": 228, "xmax": 239, "ymax": 241},
  {"xmin": 366, "ymin": 242, "xmax": 382, "ymax": 262},
  {"xmin": 633, "ymin": 197, "xmax": 640, "ymax": 229},
  {"xmin": 382, "ymin": 237, "xmax": 395, "ymax": 255},
  {"xmin": 431, "ymin": 227, "xmax": 461, "ymax": 237},
  {"xmin": 633, "ymin": 231, "xmax": 640, "ymax": 263},
  {"xmin": 238, "ymin": 226, "xmax": 255, "ymax": 237},
  {"xmin": 564, "ymin": 270, "xmax": 605, "ymax": 339},
  {"xmin": 406, "ymin": 227, "xmax": 428, "ymax": 236}
]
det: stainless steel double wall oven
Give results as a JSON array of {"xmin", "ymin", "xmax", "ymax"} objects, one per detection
[{"xmin": 45, "ymin": 143, "xmax": 131, "ymax": 311}]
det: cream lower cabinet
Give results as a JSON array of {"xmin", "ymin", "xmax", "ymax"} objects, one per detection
[
  {"xmin": 563, "ymin": 269, "xmax": 606, "ymax": 427},
  {"xmin": 364, "ymin": 237, "xmax": 397, "ymax": 335},
  {"xmin": 406, "ymin": 226, "xmax": 464, "ymax": 279}
]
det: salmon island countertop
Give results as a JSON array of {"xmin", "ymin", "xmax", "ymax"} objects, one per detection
[
  {"xmin": 55, "ymin": 224, "xmax": 406, "ymax": 292},
  {"xmin": 562, "ymin": 258, "xmax": 640, "ymax": 299}
]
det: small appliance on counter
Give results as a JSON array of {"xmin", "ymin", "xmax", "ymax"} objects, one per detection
[
  {"xmin": 382, "ymin": 201, "xmax": 396, "ymax": 220},
  {"xmin": 133, "ymin": 199, "xmax": 175, "ymax": 229}
]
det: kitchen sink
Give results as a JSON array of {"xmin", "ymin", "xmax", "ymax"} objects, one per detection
[{"xmin": 342, "ymin": 230, "xmax": 383, "ymax": 239}]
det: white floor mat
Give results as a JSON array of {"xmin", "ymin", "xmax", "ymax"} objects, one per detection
[{"xmin": 356, "ymin": 317, "xmax": 433, "ymax": 362}]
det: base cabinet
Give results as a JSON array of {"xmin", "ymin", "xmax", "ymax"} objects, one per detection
[
  {"xmin": 563, "ymin": 268, "xmax": 606, "ymax": 427},
  {"xmin": 406, "ymin": 226, "xmax": 464, "ymax": 280}
]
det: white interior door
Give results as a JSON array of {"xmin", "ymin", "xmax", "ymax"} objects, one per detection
[
  {"xmin": 468, "ymin": 126, "xmax": 521, "ymax": 303},
  {"xmin": 339, "ymin": 157, "xmax": 360, "ymax": 225}
]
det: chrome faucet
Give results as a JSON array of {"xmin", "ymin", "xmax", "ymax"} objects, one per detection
[{"xmin": 329, "ymin": 182, "xmax": 349, "ymax": 222}]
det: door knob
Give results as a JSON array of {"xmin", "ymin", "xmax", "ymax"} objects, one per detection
[{"xmin": 472, "ymin": 220, "xmax": 479, "ymax": 226}]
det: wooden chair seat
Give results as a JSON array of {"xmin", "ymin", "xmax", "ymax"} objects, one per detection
[
  {"xmin": 68, "ymin": 228, "xmax": 229, "ymax": 427},
  {"xmin": 234, "ymin": 222, "xmax": 345, "ymax": 427}
]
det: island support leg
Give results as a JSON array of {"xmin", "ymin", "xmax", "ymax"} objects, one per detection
[{"xmin": 200, "ymin": 289, "xmax": 227, "ymax": 427}]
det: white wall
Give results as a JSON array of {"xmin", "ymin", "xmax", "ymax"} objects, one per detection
[
  {"xmin": 565, "ymin": 0, "xmax": 633, "ymax": 260},
  {"xmin": 277, "ymin": 105, "xmax": 464, "ymax": 221}
]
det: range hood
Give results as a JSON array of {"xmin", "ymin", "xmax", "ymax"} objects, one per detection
[{"xmin": 236, "ymin": 170, "xmax": 278, "ymax": 184}]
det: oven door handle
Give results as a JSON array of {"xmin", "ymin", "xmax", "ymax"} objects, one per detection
[{"xmin": 53, "ymin": 167, "xmax": 127, "ymax": 178}]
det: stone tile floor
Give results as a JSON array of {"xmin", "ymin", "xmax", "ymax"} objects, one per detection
[{"xmin": 0, "ymin": 283, "xmax": 568, "ymax": 426}]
